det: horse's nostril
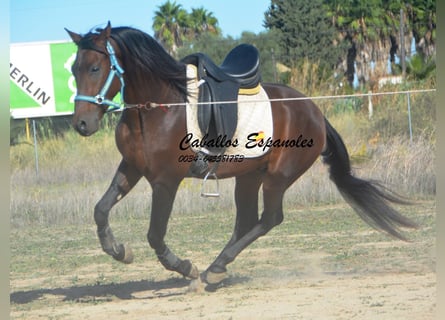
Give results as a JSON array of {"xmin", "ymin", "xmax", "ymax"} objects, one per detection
[
  {"xmin": 76, "ymin": 120, "xmax": 89, "ymax": 136},
  {"xmin": 79, "ymin": 120, "xmax": 86, "ymax": 131}
]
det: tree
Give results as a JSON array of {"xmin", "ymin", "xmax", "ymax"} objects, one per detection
[
  {"xmin": 189, "ymin": 7, "xmax": 221, "ymax": 38},
  {"xmin": 264, "ymin": 0, "xmax": 344, "ymax": 73},
  {"xmin": 153, "ymin": 2, "xmax": 221, "ymax": 56},
  {"xmin": 152, "ymin": 1, "xmax": 189, "ymax": 55},
  {"xmin": 324, "ymin": 0, "xmax": 436, "ymax": 87},
  {"xmin": 405, "ymin": 0, "xmax": 436, "ymax": 59},
  {"xmin": 324, "ymin": 0, "xmax": 394, "ymax": 86},
  {"xmin": 406, "ymin": 53, "xmax": 435, "ymax": 81},
  {"xmin": 179, "ymin": 33, "xmax": 236, "ymax": 63}
]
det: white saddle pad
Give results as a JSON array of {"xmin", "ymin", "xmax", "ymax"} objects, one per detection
[{"xmin": 185, "ymin": 65, "xmax": 273, "ymax": 158}]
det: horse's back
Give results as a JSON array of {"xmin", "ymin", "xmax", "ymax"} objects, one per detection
[
  {"xmin": 262, "ymin": 82, "xmax": 326, "ymax": 139},
  {"xmin": 261, "ymin": 82, "xmax": 326, "ymax": 176}
]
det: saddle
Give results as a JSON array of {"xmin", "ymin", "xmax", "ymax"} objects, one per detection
[{"xmin": 181, "ymin": 44, "xmax": 261, "ymax": 154}]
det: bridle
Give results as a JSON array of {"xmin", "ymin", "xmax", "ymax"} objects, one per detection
[{"xmin": 74, "ymin": 40, "xmax": 125, "ymax": 112}]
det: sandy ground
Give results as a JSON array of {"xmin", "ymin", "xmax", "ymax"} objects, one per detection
[
  {"xmin": 10, "ymin": 202, "xmax": 436, "ymax": 319},
  {"xmin": 10, "ymin": 258, "xmax": 435, "ymax": 320}
]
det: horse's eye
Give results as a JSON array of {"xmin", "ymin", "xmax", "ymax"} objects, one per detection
[{"xmin": 91, "ymin": 66, "xmax": 100, "ymax": 73}]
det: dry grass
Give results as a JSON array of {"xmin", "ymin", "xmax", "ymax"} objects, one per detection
[{"xmin": 10, "ymin": 133, "xmax": 434, "ymax": 229}]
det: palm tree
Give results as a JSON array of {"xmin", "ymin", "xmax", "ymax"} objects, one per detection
[
  {"xmin": 152, "ymin": 0, "xmax": 189, "ymax": 55},
  {"xmin": 327, "ymin": 0, "xmax": 390, "ymax": 87},
  {"xmin": 189, "ymin": 7, "xmax": 220, "ymax": 38},
  {"xmin": 405, "ymin": 0, "xmax": 436, "ymax": 59},
  {"xmin": 406, "ymin": 53, "xmax": 435, "ymax": 81},
  {"xmin": 326, "ymin": 0, "xmax": 435, "ymax": 86}
]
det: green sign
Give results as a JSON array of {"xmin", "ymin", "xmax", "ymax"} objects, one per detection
[
  {"xmin": 50, "ymin": 42, "xmax": 78, "ymax": 114},
  {"xmin": 10, "ymin": 41, "xmax": 77, "ymax": 118}
]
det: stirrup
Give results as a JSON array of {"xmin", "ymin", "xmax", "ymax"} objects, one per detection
[{"xmin": 201, "ymin": 170, "xmax": 220, "ymax": 198}]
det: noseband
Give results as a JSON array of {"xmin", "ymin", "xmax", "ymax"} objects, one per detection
[{"xmin": 75, "ymin": 41, "xmax": 125, "ymax": 112}]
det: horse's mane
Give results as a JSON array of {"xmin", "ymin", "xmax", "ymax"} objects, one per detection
[{"xmin": 79, "ymin": 26, "xmax": 188, "ymax": 100}]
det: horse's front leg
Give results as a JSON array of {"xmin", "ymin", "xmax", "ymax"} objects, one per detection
[
  {"xmin": 95, "ymin": 160, "xmax": 141, "ymax": 263},
  {"xmin": 147, "ymin": 180, "xmax": 199, "ymax": 279}
]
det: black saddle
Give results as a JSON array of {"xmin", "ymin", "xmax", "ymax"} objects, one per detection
[
  {"xmin": 182, "ymin": 44, "xmax": 261, "ymax": 155},
  {"xmin": 220, "ymin": 44, "xmax": 261, "ymax": 85},
  {"xmin": 182, "ymin": 43, "xmax": 260, "ymax": 89}
]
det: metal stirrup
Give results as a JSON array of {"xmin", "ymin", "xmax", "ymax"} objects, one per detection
[{"xmin": 201, "ymin": 162, "xmax": 220, "ymax": 198}]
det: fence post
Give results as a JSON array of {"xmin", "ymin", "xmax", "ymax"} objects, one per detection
[
  {"xmin": 271, "ymin": 48, "xmax": 278, "ymax": 83},
  {"xmin": 368, "ymin": 91, "xmax": 373, "ymax": 119},
  {"xmin": 32, "ymin": 119, "xmax": 39, "ymax": 177},
  {"xmin": 407, "ymin": 92, "xmax": 413, "ymax": 143},
  {"xmin": 25, "ymin": 118, "xmax": 31, "ymax": 143}
]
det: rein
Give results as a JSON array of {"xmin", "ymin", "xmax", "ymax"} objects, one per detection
[{"xmin": 74, "ymin": 41, "xmax": 126, "ymax": 112}]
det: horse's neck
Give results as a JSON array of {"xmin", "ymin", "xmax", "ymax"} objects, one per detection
[{"xmin": 126, "ymin": 75, "xmax": 184, "ymax": 106}]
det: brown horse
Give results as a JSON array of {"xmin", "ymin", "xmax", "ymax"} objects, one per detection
[{"xmin": 66, "ymin": 23, "xmax": 416, "ymax": 286}]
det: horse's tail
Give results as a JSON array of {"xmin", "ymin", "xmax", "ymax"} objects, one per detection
[{"xmin": 321, "ymin": 118, "xmax": 418, "ymax": 241}]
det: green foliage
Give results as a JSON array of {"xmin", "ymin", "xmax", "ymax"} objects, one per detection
[
  {"xmin": 153, "ymin": 1, "xmax": 220, "ymax": 55},
  {"xmin": 152, "ymin": 0, "xmax": 190, "ymax": 54},
  {"xmin": 332, "ymin": 97, "xmax": 363, "ymax": 114},
  {"xmin": 321, "ymin": 0, "xmax": 435, "ymax": 86},
  {"xmin": 282, "ymin": 58, "xmax": 337, "ymax": 96},
  {"xmin": 406, "ymin": 53, "xmax": 436, "ymax": 81},
  {"xmin": 151, "ymin": 0, "xmax": 435, "ymax": 87},
  {"xmin": 178, "ymin": 33, "xmax": 236, "ymax": 64},
  {"xmin": 264, "ymin": 0, "xmax": 344, "ymax": 71},
  {"xmin": 406, "ymin": 0, "xmax": 436, "ymax": 56},
  {"xmin": 189, "ymin": 7, "xmax": 221, "ymax": 36}
]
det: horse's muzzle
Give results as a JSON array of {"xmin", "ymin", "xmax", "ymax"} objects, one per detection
[
  {"xmin": 75, "ymin": 120, "xmax": 89, "ymax": 136},
  {"xmin": 73, "ymin": 117, "xmax": 99, "ymax": 136}
]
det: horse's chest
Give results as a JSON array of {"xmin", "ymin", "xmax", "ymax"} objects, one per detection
[{"xmin": 115, "ymin": 123, "xmax": 147, "ymax": 169}]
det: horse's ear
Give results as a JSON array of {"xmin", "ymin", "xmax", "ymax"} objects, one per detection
[
  {"xmin": 97, "ymin": 21, "xmax": 112, "ymax": 42},
  {"xmin": 65, "ymin": 28, "xmax": 82, "ymax": 44}
]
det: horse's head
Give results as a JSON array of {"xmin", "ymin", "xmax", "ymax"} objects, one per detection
[{"xmin": 66, "ymin": 22, "xmax": 123, "ymax": 136}]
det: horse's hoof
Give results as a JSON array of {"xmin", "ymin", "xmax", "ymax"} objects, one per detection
[
  {"xmin": 204, "ymin": 270, "xmax": 227, "ymax": 285},
  {"xmin": 112, "ymin": 244, "xmax": 134, "ymax": 264},
  {"xmin": 177, "ymin": 260, "xmax": 199, "ymax": 279},
  {"xmin": 187, "ymin": 263, "xmax": 200, "ymax": 279},
  {"xmin": 121, "ymin": 244, "xmax": 134, "ymax": 264}
]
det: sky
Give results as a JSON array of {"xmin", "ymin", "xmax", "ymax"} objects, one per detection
[{"xmin": 10, "ymin": 0, "xmax": 271, "ymax": 43}]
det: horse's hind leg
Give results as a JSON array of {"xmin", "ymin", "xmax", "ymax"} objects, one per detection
[
  {"xmin": 229, "ymin": 172, "xmax": 263, "ymax": 246},
  {"xmin": 206, "ymin": 171, "xmax": 262, "ymax": 281},
  {"xmin": 95, "ymin": 160, "xmax": 141, "ymax": 263},
  {"xmin": 203, "ymin": 172, "xmax": 286, "ymax": 284}
]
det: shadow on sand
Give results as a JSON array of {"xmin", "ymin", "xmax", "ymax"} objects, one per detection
[{"xmin": 10, "ymin": 275, "xmax": 251, "ymax": 304}]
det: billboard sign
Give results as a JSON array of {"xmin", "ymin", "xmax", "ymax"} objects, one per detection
[{"xmin": 10, "ymin": 41, "xmax": 77, "ymax": 119}]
